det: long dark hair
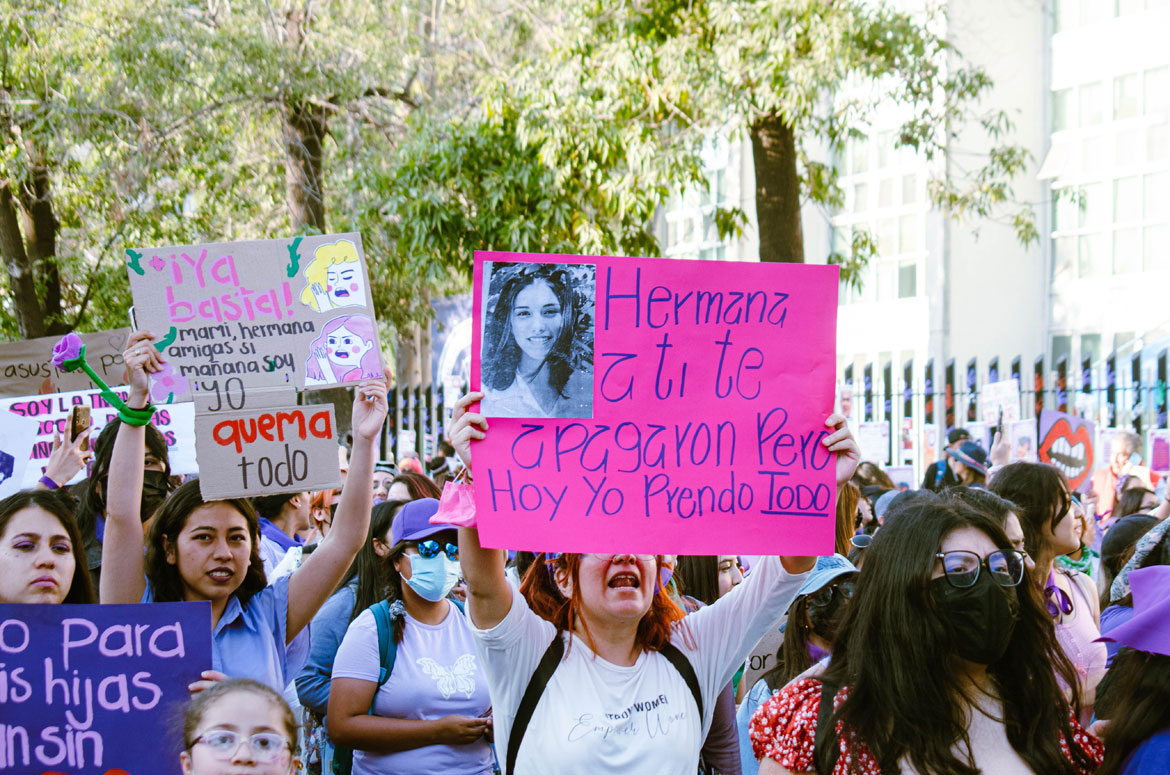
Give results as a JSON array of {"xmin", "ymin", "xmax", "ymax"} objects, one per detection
[
  {"xmin": 0, "ymin": 489, "xmax": 95, "ymax": 604},
  {"xmin": 1114, "ymin": 487, "xmax": 1154, "ymax": 519},
  {"xmin": 674, "ymin": 555, "xmax": 719, "ymax": 606},
  {"xmin": 989, "ymin": 462, "xmax": 1072, "ymax": 565},
  {"xmin": 348, "ymin": 499, "xmax": 408, "ymax": 624},
  {"xmin": 764, "ymin": 596, "xmax": 816, "ymax": 690},
  {"xmin": 817, "ymin": 499, "xmax": 1092, "ymax": 775},
  {"xmin": 77, "ymin": 417, "xmax": 171, "ymax": 537},
  {"xmin": 1097, "ymin": 649, "xmax": 1170, "ymax": 774},
  {"xmin": 145, "ymin": 480, "xmax": 267, "ymax": 607},
  {"xmin": 482, "ymin": 264, "xmax": 580, "ymax": 396}
]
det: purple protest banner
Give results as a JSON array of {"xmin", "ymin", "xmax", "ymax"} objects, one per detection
[
  {"xmin": 0, "ymin": 602, "xmax": 211, "ymax": 775},
  {"xmin": 470, "ymin": 251, "xmax": 839, "ymax": 555}
]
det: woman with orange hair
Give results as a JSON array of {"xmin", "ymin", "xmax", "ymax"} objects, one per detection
[{"xmin": 446, "ymin": 392, "xmax": 860, "ymax": 774}]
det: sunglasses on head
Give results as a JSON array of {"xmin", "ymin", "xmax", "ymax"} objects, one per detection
[
  {"xmin": 935, "ymin": 549, "xmax": 1025, "ymax": 589},
  {"xmin": 413, "ymin": 539, "xmax": 458, "ymax": 560}
]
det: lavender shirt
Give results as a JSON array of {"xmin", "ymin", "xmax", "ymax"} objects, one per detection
[{"xmin": 332, "ymin": 601, "xmax": 493, "ymax": 775}]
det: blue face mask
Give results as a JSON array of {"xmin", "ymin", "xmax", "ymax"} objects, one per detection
[{"xmin": 404, "ymin": 553, "xmax": 461, "ymax": 602}]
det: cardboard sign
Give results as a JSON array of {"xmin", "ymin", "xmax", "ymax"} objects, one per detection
[
  {"xmin": 471, "ymin": 252, "xmax": 839, "ymax": 555},
  {"xmin": 980, "ymin": 379, "xmax": 1021, "ymax": 423},
  {"xmin": 1038, "ymin": 409, "xmax": 1096, "ymax": 492},
  {"xmin": 1149, "ymin": 429, "xmax": 1170, "ymax": 474},
  {"xmin": 738, "ymin": 625, "xmax": 784, "ymax": 701},
  {"xmin": 0, "ymin": 329, "xmax": 131, "ymax": 399},
  {"xmin": 0, "ymin": 412, "xmax": 38, "ymax": 498},
  {"xmin": 0, "ymin": 601, "xmax": 211, "ymax": 775},
  {"xmin": 921, "ymin": 423, "xmax": 940, "ymax": 470},
  {"xmin": 1, "ymin": 387, "xmax": 197, "ymax": 488},
  {"xmin": 125, "ymin": 233, "xmax": 384, "ymax": 401},
  {"xmin": 1008, "ymin": 419, "xmax": 1038, "ymax": 462},
  {"xmin": 194, "ymin": 400, "xmax": 341, "ymax": 498},
  {"xmin": 857, "ymin": 422, "xmax": 890, "ymax": 465},
  {"xmin": 966, "ymin": 421, "xmax": 990, "ymax": 451}
]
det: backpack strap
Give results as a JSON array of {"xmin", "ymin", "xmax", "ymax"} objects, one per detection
[
  {"xmin": 506, "ymin": 634, "xmax": 565, "ymax": 775},
  {"xmin": 659, "ymin": 642, "xmax": 704, "ymax": 720},
  {"xmin": 813, "ymin": 679, "xmax": 841, "ymax": 775},
  {"xmin": 370, "ymin": 600, "xmax": 399, "ymax": 690}
]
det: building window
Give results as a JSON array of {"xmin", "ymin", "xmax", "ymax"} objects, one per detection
[
  {"xmin": 1114, "ymin": 74, "xmax": 1141, "ymax": 119},
  {"xmin": 1080, "ymin": 82, "xmax": 1105, "ymax": 126},
  {"xmin": 898, "ymin": 261, "xmax": 917, "ymax": 298},
  {"xmin": 1146, "ymin": 67, "xmax": 1170, "ymax": 114},
  {"xmin": 1053, "ymin": 89, "xmax": 1074, "ymax": 132}
]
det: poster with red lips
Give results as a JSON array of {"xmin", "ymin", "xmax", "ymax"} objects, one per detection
[{"xmin": 1037, "ymin": 409, "xmax": 1096, "ymax": 492}]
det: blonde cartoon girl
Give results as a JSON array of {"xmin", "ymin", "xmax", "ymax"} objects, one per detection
[
  {"xmin": 300, "ymin": 240, "xmax": 368, "ymax": 312},
  {"xmin": 305, "ymin": 315, "xmax": 382, "ymax": 386}
]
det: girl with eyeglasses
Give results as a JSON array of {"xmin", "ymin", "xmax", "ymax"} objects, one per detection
[
  {"xmin": 447, "ymin": 392, "xmax": 860, "ymax": 775},
  {"xmin": 328, "ymin": 497, "xmax": 493, "ymax": 775},
  {"xmin": 750, "ymin": 498, "xmax": 1102, "ymax": 775},
  {"xmin": 736, "ymin": 555, "xmax": 857, "ymax": 775},
  {"xmin": 990, "ymin": 463, "xmax": 1107, "ymax": 721},
  {"xmin": 181, "ymin": 678, "xmax": 300, "ymax": 775}
]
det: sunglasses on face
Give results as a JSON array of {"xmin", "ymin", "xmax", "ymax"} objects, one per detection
[
  {"xmin": 414, "ymin": 539, "xmax": 459, "ymax": 560},
  {"xmin": 806, "ymin": 579, "xmax": 855, "ymax": 608},
  {"xmin": 935, "ymin": 549, "xmax": 1025, "ymax": 589},
  {"xmin": 190, "ymin": 729, "xmax": 290, "ymax": 763}
]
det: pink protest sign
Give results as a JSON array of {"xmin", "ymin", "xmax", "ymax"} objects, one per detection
[{"xmin": 470, "ymin": 252, "xmax": 839, "ymax": 555}]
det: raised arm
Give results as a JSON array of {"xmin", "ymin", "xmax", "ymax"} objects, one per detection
[
  {"xmin": 286, "ymin": 378, "xmax": 386, "ymax": 641},
  {"xmin": 99, "ymin": 331, "xmax": 161, "ymax": 604},
  {"xmin": 449, "ymin": 392, "xmax": 512, "ymax": 630}
]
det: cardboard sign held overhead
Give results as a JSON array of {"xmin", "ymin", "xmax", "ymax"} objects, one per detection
[
  {"xmin": 471, "ymin": 252, "xmax": 839, "ymax": 556},
  {"xmin": 0, "ymin": 328, "xmax": 130, "ymax": 397},
  {"xmin": 1038, "ymin": 409, "xmax": 1096, "ymax": 492},
  {"xmin": 194, "ymin": 393, "xmax": 341, "ymax": 499},
  {"xmin": 980, "ymin": 378, "xmax": 1021, "ymax": 423},
  {"xmin": 125, "ymin": 233, "xmax": 384, "ymax": 403},
  {"xmin": 0, "ymin": 601, "xmax": 211, "ymax": 775},
  {"xmin": 857, "ymin": 422, "xmax": 891, "ymax": 465}
]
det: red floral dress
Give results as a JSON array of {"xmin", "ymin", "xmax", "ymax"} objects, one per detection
[{"xmin": 749, "ymin": 678, "xmax": 1104, "ymax": 774}]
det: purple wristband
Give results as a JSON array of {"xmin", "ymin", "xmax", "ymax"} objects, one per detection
[{"xmin": 39, "ymin": 475, "xmax": 60, "ymax": 490}]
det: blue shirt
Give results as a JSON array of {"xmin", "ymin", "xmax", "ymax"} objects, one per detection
[
  {"xmin": 737, "ymin": 678, "xmax": 775, "ymax": 775},
  {"xmin": 295, "ymin": 582, "xmax": 357, "ymax": 716},
  {"xmin": 1123, "ymin": 728, "xmax": 1170, "ymax": 774},
  {"xmin": 142, "ymin": 574, "xmax": 307, "ymax": 692}
]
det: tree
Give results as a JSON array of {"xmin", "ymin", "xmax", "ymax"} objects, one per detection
[{"xmin": 493, "ymin": 0, "xmax": 1035, "ymax": 280}]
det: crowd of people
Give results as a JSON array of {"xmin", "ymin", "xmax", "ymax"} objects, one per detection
[{"xmin": 3, "ymin": 329, "xmax": 1170, "ymax": 775}]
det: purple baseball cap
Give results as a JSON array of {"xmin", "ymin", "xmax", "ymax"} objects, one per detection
[
  {"xmin": 390, "ymin": 498, "xmax": 446, "ymax": 545},
  {"xmin": 1096, "ymin": 565, "xmax": 1170, "ymax": 657}
]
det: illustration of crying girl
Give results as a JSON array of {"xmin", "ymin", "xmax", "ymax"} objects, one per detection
[
  {"xmin": 299, "ymin": 239, "xmax": 369, "ymax": 312},
  {"xmin": 304, "ymin": 315, "xmax": 382, "ymax": 386}
]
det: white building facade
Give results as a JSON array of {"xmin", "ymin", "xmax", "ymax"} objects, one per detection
[{"xmin": 658, "ymin": 0, "xmax": 1170, "ymax": 470}]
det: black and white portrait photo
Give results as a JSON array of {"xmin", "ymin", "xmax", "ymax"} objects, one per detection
[{"xmin": 480, "ymin": 261, "xmax": 595, "ymax": 419}]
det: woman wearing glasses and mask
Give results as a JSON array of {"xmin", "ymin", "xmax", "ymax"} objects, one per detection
[
  {"xmin": 328, "ymin": 498, "xmax": 493, "ymax": 775},
  {"xmin": 750, "ymin": 498, "xmax": 1103, "ymax": 775}
]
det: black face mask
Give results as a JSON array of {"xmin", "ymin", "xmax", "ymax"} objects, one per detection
[
  {"xmin": 141, "ymin": 470, "xmax": 171, "ymax": 523},
  {"xmin": 807, "ymin": 589, "xmax": 847, "ymax": 643},
  {"xmin": 930, "ymin": 573, "xmax": 1019, "ymax": 665}
]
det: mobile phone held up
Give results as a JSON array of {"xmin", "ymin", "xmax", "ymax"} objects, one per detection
[{"xmin": 69, "ymin": 405, "xmax": 91, "ymax": 452}]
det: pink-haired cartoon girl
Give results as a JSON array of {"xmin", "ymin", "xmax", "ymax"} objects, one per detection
[{"xmin": 305, "ymin": 314, "xmax": 382, "ymax": 386}]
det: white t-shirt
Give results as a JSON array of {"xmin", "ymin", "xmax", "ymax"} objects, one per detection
[
  {"xmin": 332, "ymin": 601, "xmax": 494, "ymax": 775},
  {"xmin": 471, "ymin": 555, "xmax": 807, "ymax": 774}
]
